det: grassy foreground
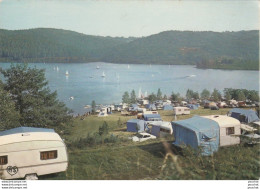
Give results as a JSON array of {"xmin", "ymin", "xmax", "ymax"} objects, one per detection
[{"xmin": 41, "ymin": 108, "xmax": 260, "ymax": 180}]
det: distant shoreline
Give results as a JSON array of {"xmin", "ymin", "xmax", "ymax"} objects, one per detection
[{"xmin": 0, "ymin": 61, "xmax": 258, "ymax": 71}]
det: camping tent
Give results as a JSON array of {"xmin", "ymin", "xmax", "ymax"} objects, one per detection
[
  {"xmin": 187, "ymin": 104, "xmax": 198, "ymax": 110},
  {"xmin": 228, "ymin": 108, "xmax": 260, "ymax": 123},
  {"xmin": 172, "ymin": 116, "xmax": 220, "ymax": 156},
  {"xmin": 126, "ymin": 119, "xmax": 146, "ymax": 132},
  {"xmin": 163, "ymin": 105, "xmax": 173, "ymax": 110},
  {"xmin": 145, "ymin": 104, "xmax": 157, "ymax": 111}
]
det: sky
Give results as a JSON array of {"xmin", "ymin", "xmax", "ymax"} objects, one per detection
[{"xmin": 0, "ymin": 0, "xmax": 259, "ymax": 37}]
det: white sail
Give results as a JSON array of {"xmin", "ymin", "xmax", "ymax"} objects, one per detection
[
  {"xmin": 102, "ymin": 71, "xmax": 105, "ymax": 77},
  {"xmin": 128, "ymin": 64, "xmax": 130, "ymax": 69},
  {"xmin": 138, "ymin": 87, "xmax": 142, "ymax": 98},
  {"xmin": 66, "ymin": 70, "xmax": 69, "ymax": 75},
  {"xmin": 56, "ymin": 66, "xmax": 59, "ymax": 71},
  {"xmin": 144, "ymin": 91, "xmax": 148, "ymax": 98}
]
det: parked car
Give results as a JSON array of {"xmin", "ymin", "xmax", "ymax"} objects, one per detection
[{"xmin": 132, "ymin": 133, "xmax": 156, "ymax": 142}]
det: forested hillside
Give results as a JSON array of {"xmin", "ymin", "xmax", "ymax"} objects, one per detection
[
  {"xmin": 0, "ymin": 28, "xmax": 258, "ymax": 70},
  {"xmin": 0, "ymin": 28, "xmax": 131, "ymax": 63}
]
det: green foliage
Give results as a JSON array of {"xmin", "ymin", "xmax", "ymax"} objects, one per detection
[
  {"xmin": 91, "ymin": 100, "xmax": 96, "ymax": 113},
  {"xmin": 211, "ymin": 88, "xmax": 221, "ymax": 101},
  {"xmin": 0, "ymin": 80, "xmax": 20, "ymax": 131},
  {"xmin": 224, "ymin": 91, "xmax": 232, "ymax": 101},
  {"xmin": 200, "ymin": 89, "xmax": 210, "ymax": 100},
  {"xmin": 99, "ymin": 121, "xmax": 109, "ymax": 136},
  {"xmin": 163, "ymin": 94, "xmax": 168, "ymax": 100},
  {"xmin": 148, "ymin": 93, "xmax": 157, "ymax": 103},
  {"xmin": 0, "ymin": 64, "xmax": 72, "ymax": 128},
  {"xmin": 122, "ymin": 91, "xmax": 130, "ymax": 104},
  {"xmin": 171, "ymin": 92, "xmax": 181, "ymax": 102},
  {"xmin": 130, "ymin": 90, "xmax": 137, "ymax": 104},
  {"xmin": 157, "ymin": 88, "xmax": 162, "ymax": 100},
  {"xmin": 237, "ymin": 91, "xmax": 246, "ymax": 101},
  {"xmin": 0, "ymin": 29, "xmax": 258, "ymax": 70},
  {"xmin": 224, "ymin": 88, "xmax": 259, "ymax": 102},
  {"xmin": 186, "ymin": 89, "xmax": 199, "ymax": 100}
]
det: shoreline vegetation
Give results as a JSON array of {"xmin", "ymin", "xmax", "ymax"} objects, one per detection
[{"xmin": 0, "ymin": 28, "xmax": 259, "ymax": 70}]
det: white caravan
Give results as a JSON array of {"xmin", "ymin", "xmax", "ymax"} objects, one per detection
[
  {"xmin": 173, "ymin": 107, "xmax": 191, "ymax": 115},
  {"xmin": 0, "ymin": 127, "xmax": 68, "ymax": 180}
]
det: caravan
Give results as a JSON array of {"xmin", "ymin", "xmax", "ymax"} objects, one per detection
[{"xmin": 0, "ymin": 127, "xmax": 68, "ymax": 180}]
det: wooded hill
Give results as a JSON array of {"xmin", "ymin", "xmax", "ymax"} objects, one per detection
[{"xmin": 0, "ymin": 28, "xmax": 258, "ymax": 70}]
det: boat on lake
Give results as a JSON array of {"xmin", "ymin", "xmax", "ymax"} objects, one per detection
[
  {"xmin": 102, "ymin": 71, "xmax": 105, "ymax": 77},
  {"xmin": 65, "ymin": 70, "xmax": 69, "ymax": 76}
]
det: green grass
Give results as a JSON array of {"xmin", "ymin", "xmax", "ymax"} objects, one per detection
[{"xmin": 41, "ymin": 107, "xmax": 260, "ymax": 180}]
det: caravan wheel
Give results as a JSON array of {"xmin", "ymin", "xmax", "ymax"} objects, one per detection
[{"xmin": 25, "ymin": 173, "xmax": 38, "ymax": 180}]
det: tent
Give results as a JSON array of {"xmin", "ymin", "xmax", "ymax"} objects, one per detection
[
  {"xmin": 163, "ymin": 104, "xmax": 173, "ymax": 110},
  {"xmin": 187, "ymin": 104, "xmax": 198, "ymax": 110},
  {"xmin": 228, "ymin": 108, "xmax": 260, "ymax": 123},
  {"xmin": 145, "ymin": 104, "xmax": 157, "ymax": 111},
  {"xmin": 143, "ymin": 114, "xmax": 162, "ymax": 122},
  {"xmin": 126, "ymin": 119, "xmax": 146, "ymax": 132},
  {"xmin": 129, "ymin": 104, "xmax": 139, "ymax": 111},
  {"xmin": 172, "ymin": 116, "xmax": 219, "ymax": 156}
]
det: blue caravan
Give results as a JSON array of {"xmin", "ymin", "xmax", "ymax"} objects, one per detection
[
  {"xmin": 127, "ymin": 119, "xmax": 147, "ymax": 132},
  {"xmin": 172, "ymin": 116, "xmax": 219, "ymax": 156}
]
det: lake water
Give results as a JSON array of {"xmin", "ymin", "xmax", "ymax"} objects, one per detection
[{"xmin": 0, "ymin": 62, "xmax": 259, "ymax": 114}]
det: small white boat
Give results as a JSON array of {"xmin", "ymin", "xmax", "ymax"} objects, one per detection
[
  {"xmin": 96, "ymin": 66, "xmax": 100, "ymax": 69},
  {"xmin": 69, "ymin": 96, "xmax": 74, "ymax": 100},
  {"xmin": 84, "ymin": 105, "xmax": 91, "ymax": 109},
  {"xmin": 56, "ymin": 66, "xmax": 59, "ymax": 71},
  {"xmin": 65, "ymin": 70, "xmax": 69, "ymax": 76},
  {"xmin": 127, "ymin": 64, "xmax": 130, "ymax": 69},
  {"xmin": 102, "ymin": 71, "xmax": 105, "ymax": 77}
]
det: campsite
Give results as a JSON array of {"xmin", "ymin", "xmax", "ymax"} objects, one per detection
[{"xmin": 35, "ymin": 106, "xmax": 259, "ymax": 180}]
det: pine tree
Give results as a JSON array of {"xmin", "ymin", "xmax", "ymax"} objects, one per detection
[
  {"xmin": 130, "ymin": 90, "xmax": 137, "ymax": 104},
  {"xmin": 157, "ymin": 88, "xmax": 162, "ymax": 100},
  {"xmin": 0, "ymin": 64, "xmax": 72, "ymax": 128},
  {"xmin": 122, "ymin": 91, "xmax": 130, "ymax": 104},
  {"xmin": 148, "ymin": 93, "xmax": 157, "ymax": 103},
  {"xmin": 0, "ymin": 80, "xmax": 20, "ymax": 131},
  {"xmin": 91, "ymin": 100, "xmax": 96, "ymax": 113}
]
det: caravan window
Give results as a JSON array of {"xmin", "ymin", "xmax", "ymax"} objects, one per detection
[
  {"xmin": 40, "ymin": 150, "xmax": 58, "ymax": 160},
  {"xmin": 226, "ymin": 127, "xmax": 235, "ymax": 135},
  {"xmin": 0, "ymin": 156, "xmax": 7, "ymax": 165}
]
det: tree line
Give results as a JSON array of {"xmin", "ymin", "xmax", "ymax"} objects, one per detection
[
  {"xmin": 0, "ymin": 64, "xmax": 72, "ymax": 131},
  {"xmin": 122, "ymin": 88, "xmax": 259, "ymax": 104}
]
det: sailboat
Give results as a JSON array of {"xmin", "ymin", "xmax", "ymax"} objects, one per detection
[
  {"xmin": 138, "ymin": 87, "xmax": 142, "ymax": 99},
  {"xmin": 102, "ymin": 71, "xmax": 105, "ymax": 77},
  {"xmin": 56, "ymin": 66, "xmax": 59, "ymax": 71},
  {"xmin": 127, "ymin": 64, "xmax": 130, "ymax": 69},
  {"xmin": 96, "ymin": 66, "xmax": 100, "ymax": 69},
  {"xmin": 65, "ymin": 70, "xmax": 69, "ymax": 76}
]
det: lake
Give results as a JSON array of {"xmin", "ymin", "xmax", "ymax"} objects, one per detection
[{"xmin": 0, "ymin": 62, "xmax": 259, "ymax": 114}]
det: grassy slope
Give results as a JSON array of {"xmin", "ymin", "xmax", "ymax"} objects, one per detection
[{"xmin": 41, "ymin": 108, "xmax": 260, "ymax": 180}]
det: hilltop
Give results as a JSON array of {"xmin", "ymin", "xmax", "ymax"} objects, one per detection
[{"xmin": 0, "ymin": 28, "xmax": 258, "ymax": 70}]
